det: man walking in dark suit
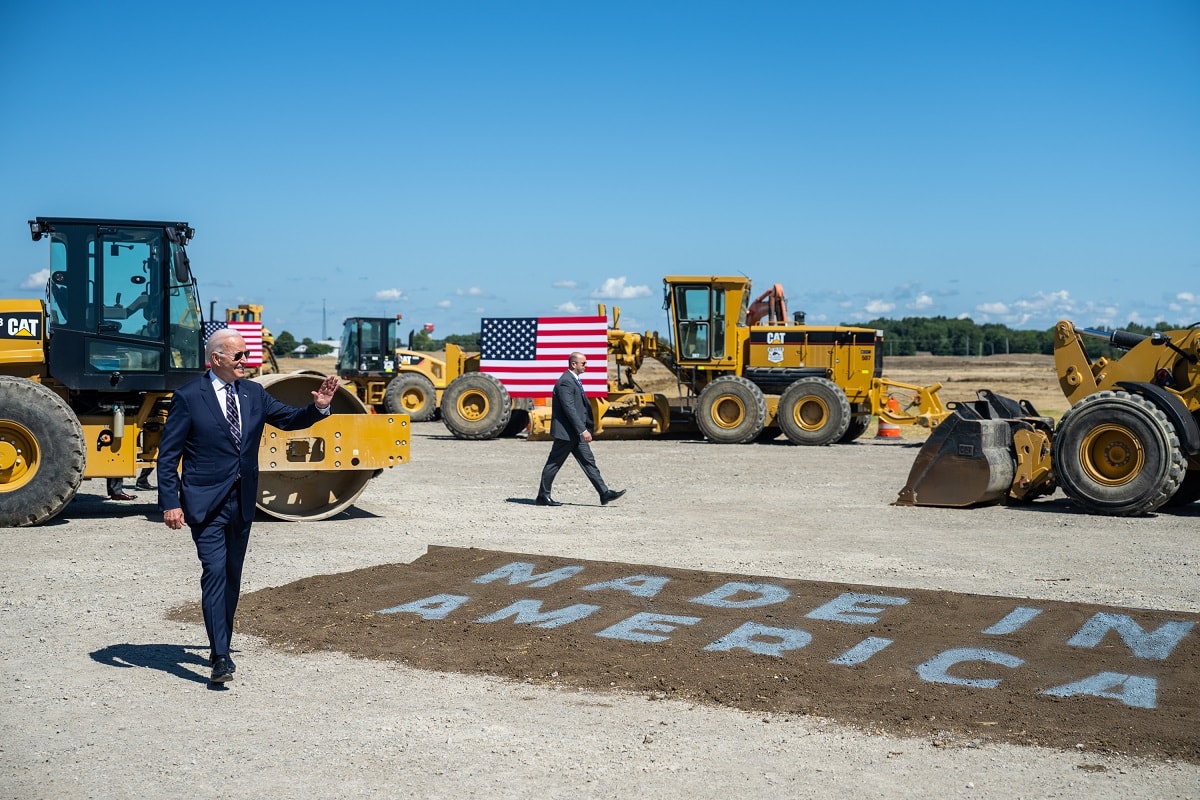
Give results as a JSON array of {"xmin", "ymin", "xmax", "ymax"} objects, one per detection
[
  {"xmin": 536, "ymin": 351, "xmax": 625, "ymax": 507},
  {"xmin": 157, "ymin": 328, "xmax": 339, "ymax": 684}
]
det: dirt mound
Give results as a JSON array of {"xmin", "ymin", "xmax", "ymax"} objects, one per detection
[{"xmin": 176, "ymin": 546, "xmax": 1200, "ymax": 763}]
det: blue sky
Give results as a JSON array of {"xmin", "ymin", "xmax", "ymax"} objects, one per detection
[{"xmin": 2, "ymin": 1, "xmax": 1197, "ymax": 342}]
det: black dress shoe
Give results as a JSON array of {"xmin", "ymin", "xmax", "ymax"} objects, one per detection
[
  {"xmin": 600, "ymin": 489, "xmax": 626, "ymax": 505},
  {"xmin": 108, "ymin": 491, "xmax": 137, "ymax": 501},
  {"xmin": 210, "ymin": 656, "xmax": 234, "ymax": 683},
  {"xmin": 535, "ymin": 496, "xmax": 562, "ymax": 507},
  {"xmin": 210, "ymin": 653, "xmax": 236, "ymax": 673},
  {"xmin": 135, "ymin": 480, "xmax": 155, "ymax": 491}
]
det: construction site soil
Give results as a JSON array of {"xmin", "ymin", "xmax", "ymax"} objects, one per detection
[{"xmin": 4, "ymin": 355, "xmax": 1198, "ymax": 799}]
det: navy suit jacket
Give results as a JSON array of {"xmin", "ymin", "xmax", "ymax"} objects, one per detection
[
  {"xmin": 549, "ymin": 370, "xmax": 593, "ymax": 442},
  {"xmin": 157, "ymin": 373, "xmax": 326, "ymax": 526}
]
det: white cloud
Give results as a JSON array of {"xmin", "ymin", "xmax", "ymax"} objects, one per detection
[
  {"xmin": 556, "ymin": 301, "xmax": 582, "ymax": 313},
  {"xmin": 1175, "ymin": 291, "xmax": 1196, "ymax": 304},
  {"xmin": 590, "ymin": 277, "xmax": 651, "ymax": 300},
  {"xmin": 863, "ymin": 299, "xmax": 894, "ymax": 315},
  {"xmin": 21, "ymin": 269, "xmax": 49, "ymax": 290},
  {"xmin": 436, "ymin": 299, "xmax": 452, "ymax": 309},
  {"xmin": 977, "ymin": 302, "xmax": 1008, "ymax": 315},
  {"xmin": 908, "ymin": 293, "xmax": 934, "ymax": 310},
  {"xmin": 375, "ymin": 288, "xmax": 406, "ymax": 301},
  {"xmin": 553, "ymin": 280, "xmax": 578, "ymax": 290},
  {"xmin": 457, "ymin": 287, "xmax": 487, "ymax": 298}
]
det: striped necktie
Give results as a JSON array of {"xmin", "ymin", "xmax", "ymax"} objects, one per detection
[{"xmin": 225, "ymin": 382, "xmax": 241, "ymax": 447}]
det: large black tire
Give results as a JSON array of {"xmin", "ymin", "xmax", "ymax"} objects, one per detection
[
  {"xmin": 441, "ymin": 373, "xmax": 512, "ymax": 440},
  {"xmin": 0, "ymin": 377, "xmax": 86, "ymax": 527},
  {"xmin": 502, "ymin": 409, "xmax": 530, "ymax": 438},
  {"xmin": 384, "ymin": 373, "xmax": 437, "ymax": 421},
  {"xmin": 839, "ymin": 414, "xmax": 872, "ymax": 443},
  {"xmin": 1165, "ymin": 468, "xmax": 1200, "ymax": 507},
  {"xmin": 839, "ymin": 405, "xmax": 872, "ymax": 443},
  {"xmin": 1052, "ymin": 390, "xmax": 1186, "ymax": 516},
  {"xmin": 695, "ymin": 376, "xmax": 767, "ymax": 444},
  {"xmin": 777, "ymin": 377, "xmax": 851, "ymax": 446}
]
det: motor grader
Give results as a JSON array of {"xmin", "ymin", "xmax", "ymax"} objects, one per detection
[
  {"xmin": 897, "ymin": 320, "xmax": 1200, "ymax": 516},
  {"xmin": 428, "ymin": 275, "xmax": 949, "ymax": 444},
  {"xmin": 0, "ymin": 217, "xmax": 409, "ymax": 528}
]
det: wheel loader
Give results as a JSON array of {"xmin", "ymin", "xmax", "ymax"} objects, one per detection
[
  {"xmin": 896, "ymin": 320, "xmax": 1200, "ymax": 515},
  {"xmin": 0, "ymin": 217, "xmax": 409, "ymax": 528},
  {"xmin": 427, "ymin": 275, "xmax": 949, "ymax": 444},
  {"xmin": 335, "ymin": 314, "xmax": 455, "ymax": 422}
]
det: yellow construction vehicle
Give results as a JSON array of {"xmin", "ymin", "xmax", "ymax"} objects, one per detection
[
  {"xmin": 335, "ymin": 315, "xmax": 454, "ymax": 421},
  {"xmin": 0, "ymin": 217, "xmax": 409, "ymax": 528},
  {"xmin": 223, "ymin": 303, "xmax": 279, "ymax": 377},
  {"xmin": 429, "ymin": 275, "xmax": 948, "ymax": 444},
  {"xmin": 897, "ymin": 320, "xmax": 1200, "ymax": 515}
]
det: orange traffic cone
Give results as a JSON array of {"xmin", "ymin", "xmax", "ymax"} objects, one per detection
[{"xmin": 876, "ymin": 396, "xmax": 902, "ymax": 439}]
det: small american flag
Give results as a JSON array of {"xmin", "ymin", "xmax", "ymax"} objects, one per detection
[
  {"xmin": 480, "ymin": 316, "xmax": 608, "ymax": 398},
  {"xmin": 202, "ymin": 320, "xmax": 264, "ymax": 368}
]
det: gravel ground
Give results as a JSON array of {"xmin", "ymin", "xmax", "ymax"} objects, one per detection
[{"xmin": 2, "ymin": 423, "xmax": 1198, "ymax": 799}]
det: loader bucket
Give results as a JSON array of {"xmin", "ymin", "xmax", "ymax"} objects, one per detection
[
  {"xmin": 896, "ymin": 390, "xmax": 1054, "ymax": 508},
  {"xmin": 895, "ymin": 411, "xmax": 1016, "ymax": 507}
]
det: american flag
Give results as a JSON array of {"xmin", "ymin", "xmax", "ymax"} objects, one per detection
[
  {"xmin": 202, "ymin": 320, "xmax": 264, "ymax": 367},
  {"xmin": 480, "ymin": 316, "xmax": 608, "ymax": 398}
]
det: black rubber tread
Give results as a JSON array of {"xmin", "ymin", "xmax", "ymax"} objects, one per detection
[
  {"xmin": 695, "ymin": 376, "xmax": 767, "ymax": 444},
  {"xmin": 839, "ymin": 413, "xmax": 872, "ymax": 443},
  {"xmin": 441, "ymin": 373, "xmax": 512, "ymax": 440},
  {"xmin": 384, "ymin": 373, "xmax": 437, "ymax": 421},
  {"xmin": 501, "ymin": 409, "xmax": 530, "ymax": 438},
  {"xmin": 0, "ymin": 377, "xmax": 86, "ymax": 527},
  {"xmin": 1165, "ymin": 467, "xmax": 1200, "ymax": 507},
  {"xmin": 777, "ymin": 377, "xmax": 851, "ymax": 446},
  {"xmin": 1051, "ymin": 390, "xmax": 1185, "ymax": 516}
]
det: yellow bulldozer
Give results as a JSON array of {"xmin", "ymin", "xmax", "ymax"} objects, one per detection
[
  {"xmin": 0, "ymin": 217, "xmax": 409, "ymax": 528},
  {"xmin": 897, "ymin": 320, "xmax": 1200, "ymax": 516},
  {"xmin": 408, "ymin": 275, "xmax": 948, "ymax": 444}
]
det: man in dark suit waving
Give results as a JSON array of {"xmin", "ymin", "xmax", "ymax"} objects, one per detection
[
  {"xmin": 157, "ymin": 328, "xmax": 339, "ymax": 684},
  {"xmin": 536, "ymin": 351, "xmax": 625, "ymax": 507}
]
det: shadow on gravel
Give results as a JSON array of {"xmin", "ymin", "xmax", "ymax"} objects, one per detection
[{"xmin": 90, "ymin": 643, "xmax": 219, "ymax": 686}]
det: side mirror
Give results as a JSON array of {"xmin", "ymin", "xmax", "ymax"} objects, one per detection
[{"xmin": 174, "ymin": 249, "xmax": 192, "ymax": 284}]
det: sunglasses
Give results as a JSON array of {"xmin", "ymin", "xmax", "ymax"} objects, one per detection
[{"xmin": 223, "ymin": 351, "xmax": 249, "ymax": 362}]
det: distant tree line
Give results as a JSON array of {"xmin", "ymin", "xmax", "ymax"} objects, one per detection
[
  {"xmin": 271, "ymin": 331, "xmax": 334, "ymax": 357},
  {"xmin": 849, "ymin": 316, "xmax": 1192, "ymax": 359}
]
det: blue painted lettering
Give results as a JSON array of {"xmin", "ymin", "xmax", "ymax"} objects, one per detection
[
  {"xmin": 1067, "ymin": 612, "xmax": 1195, "ymax": 661},
  {"xmin": 1042, "ymin": 672, "xmax": 1158, "ymax": 709},
  {"xmin": 806, "ymin": 592, "xmax": 909, "ymax": 625},
  {"xmin": 475, "ymin": 600, "xmax": 601, "ymax": 629},
  {"xmin": 915, "ymin": 648, "xmax": 1024, "ymax": 688},
  {"xmin": 378, "ymin": 593, "xmax": 469, "ymax": 620},
  {"xmin": 704, "ymin": 621, "xmax": 812, "ymax": 656},
  {"xmin": 472, "ymin": 561, "xmax": 585, "ymax": 588},
  {"xmin": 596, "ymin": 612, "xmax": 701, "ymax": 643},
  {"xmin": 690, "ymin": 581, "xmax": 790, "ymax": 609},
  {"xmin": 983, "ymin": 606, "xmax": 1043, "ymax": 635},
  {"xmin": 830, "ymin": 637, "xmax": 893, "ymax": 666},
  {"xmin": 581, "ymin": 575, "xmax": 670, "ymax": 598}
]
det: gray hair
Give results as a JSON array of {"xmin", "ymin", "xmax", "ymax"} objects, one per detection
[{"xmin": 205, "ymin": 327, "xmax": 243, "ymax": 361}]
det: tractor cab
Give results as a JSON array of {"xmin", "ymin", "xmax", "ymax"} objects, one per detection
[
  {"xmin": 662, "ymin": 276, "xmax": 761, "ymax": 368},
  {"xmin": 337, "ymin": 316, "xmax": 402, "ymax": 378},
  {"xmin": 31, "ymin": 217, "xmax": 205, "ymax": 393}
]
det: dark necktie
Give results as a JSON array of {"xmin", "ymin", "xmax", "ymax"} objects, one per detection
[{"xmin": 225, "ymin": 382, "xmax": 241, "ymax": 447}]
